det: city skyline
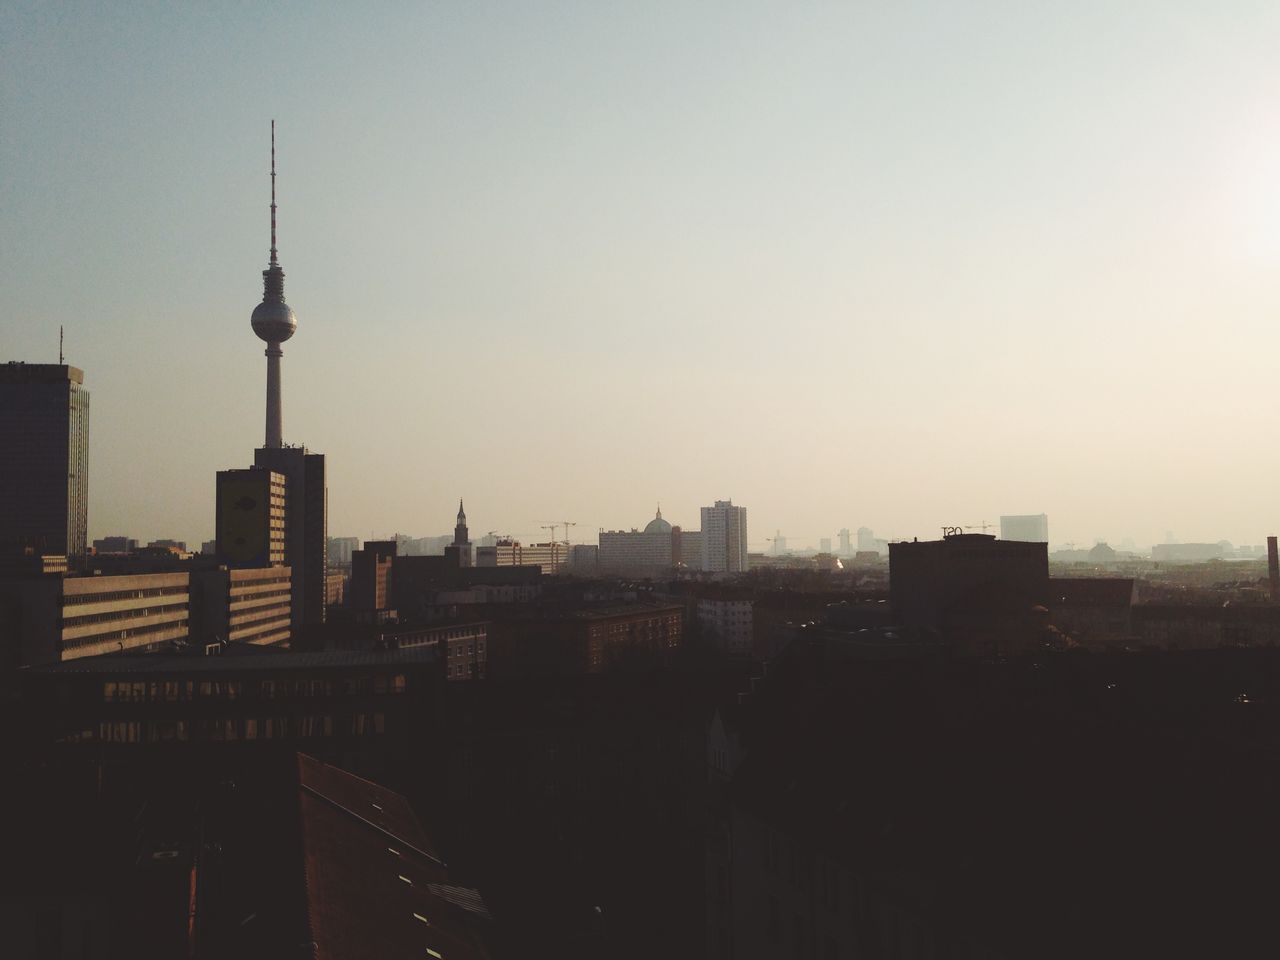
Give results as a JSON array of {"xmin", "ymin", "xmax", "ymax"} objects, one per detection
[{"xmin": 6, "ymin": 3, "xmax": 1280, "ymax": 549}]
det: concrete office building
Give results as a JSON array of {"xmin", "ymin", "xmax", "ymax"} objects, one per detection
[
  {"xmin": 701, "ymin": 500, "xmax": 748, "ymax": 573},
  {"xmin": 0, "ymin": 362, "xmax": 90, "ymax": 563},
  {"xmin": 0, "ymin": 565, "xmax": 295, "ymax": 666},
  {"xmin": 216, "ymin": 468, "xmax": 287, "ymax": 568},
  {"xmin": 599, "ymin": 507, "xmax": 677, "ymax": 573},
  {"xmin": 0, "ymin": 571, "xmax": 191, "ymax": 666},
  {"xmin": 193, "ymin": 566, "xmax": 293, "ymax": 648},
  {"xmin": 1000, "ymin": 513, "xmax": 1049, "ymax": 543},
  {"xmin": 476, "ymin": 540, "xmax": 566, "ymax": 576}
]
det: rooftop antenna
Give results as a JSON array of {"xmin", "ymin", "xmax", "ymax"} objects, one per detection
[
  {"xmin": 269, "ymin": 119, "xmax": 278, "ymax": 266},
  {"xmin": 59, "ymin": 326, "xmax": 64, "ymax": 365}
]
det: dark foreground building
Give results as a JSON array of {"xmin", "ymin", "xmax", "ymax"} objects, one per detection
[
  {"xmin": 707, "ymin": 642, "xmax": 1280, "ymax": 959},
  {"xmin": 0, "ymin": 362, "xmax": 90, "ymax": 562},
  {"xmin": 2, "ymin": 752, "xmax": 495, "ymax": 959}
]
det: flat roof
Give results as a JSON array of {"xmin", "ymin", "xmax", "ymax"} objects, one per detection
[{"xmin": 28, "ymin": 647, "xmax": 439, "ymax": 675}]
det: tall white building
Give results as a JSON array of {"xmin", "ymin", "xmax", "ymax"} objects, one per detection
[
  {"xmin": 701, "ymin": 500, "xmax": 748, "ymax": 573},
  {"xmin": 1000, "ymin": 514, "xmax": 1049, "ymax": 543}
]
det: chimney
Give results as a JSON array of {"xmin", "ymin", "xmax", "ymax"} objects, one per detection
[{"xmin": 1268, "ymin": 536, "xmax": 1279, "ymax": 601}]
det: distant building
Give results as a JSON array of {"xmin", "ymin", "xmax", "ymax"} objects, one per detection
[
  {"xmin": 675, "ymin": 527, "xmax": 703, "ymax": 569},
  {"xmin": 599, "ymin": 507, "xmax": 677, "ymax": 573},
  {"xmin": 702, "ymin": 500, "xmax": 748, "ymax": 573},
  {"xmin": 568, "ymin": 543, "xmax": 599, "ymax": 573},
  {"xmin": 695, "ymin": 593, "xmax": 754, "ymax": 655},
  {"xmin": 93, "ymin": 536, "xmax": 138, "ymax": 554},
  {"xmin": 326, "ymin": 536, "xmax": 359, "ymax": 566},
  {"xmin": 1151, "ymin": 542, "xmax": 1225, "ymax": 563},
  {"xmin": 1000, "ymin": 513, "xmax": 1049, "ymax": 543},
  {"xmin": 476, "ymin": 540, "xmax": 567, "ymax": 576},
  {"xmin": 200, "ymin": 540, "xmax": 217, "ymax": 556},
  {"xmin": 819, "ymin": 537, "xmax": 832, "ymax": 554},
  {"xmin": 0, "ymin": 363, "xmax": 90, "ymax": 562},
  {"xmin": 838, "ymin": 528, "xmax": 852, "ymax": 555}
]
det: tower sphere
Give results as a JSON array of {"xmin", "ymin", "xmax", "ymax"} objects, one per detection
[{"xmin": 252, "ymin": 300, "xmax": 297, "ymax": 343}]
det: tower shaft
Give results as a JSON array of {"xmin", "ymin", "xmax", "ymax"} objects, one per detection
[{"xmin": 265, "ymin": 344, "xmax": 283, "ymax": 448}]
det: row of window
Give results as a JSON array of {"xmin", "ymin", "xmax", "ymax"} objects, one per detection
[
  {"xmin": 64, "ymin": 617, "xmax": 189, "ymax": 650},
  {"xmin": 64, "ymin": 712, "xmax": 388, "ymax": 744},
  {"xmin": 63, "ymin": 585, "xmax": 188, "ymax": 606},
  {"xmin": 100, "ymin": 674, "xmax": 408, "ymax": 702},
  {"xmin": 63, "ymin": 603, "xmax": 189, "ymax": 630}
]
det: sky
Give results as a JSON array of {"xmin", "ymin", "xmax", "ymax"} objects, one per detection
[{"xmin": 4, "ymin": 1, "xmax": 1280, "ymax": 552}]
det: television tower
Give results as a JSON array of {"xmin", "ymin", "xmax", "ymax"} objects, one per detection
[{"xmin": 250, "ymin": 120, "xmax": 297, "ymax": 448}]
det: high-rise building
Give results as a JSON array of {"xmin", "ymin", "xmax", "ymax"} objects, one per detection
[
  {"xmin": 239, "ymin": 124, "xmax": 327, "ymax": 627},
  {"xmin": 326, "ymin": 536, "xmax": 359, "ymax": 566},
  {"xmin": 0, "ymin": 362, "xmax": 89, "ymax": 562},
  {"xmin": 254, "ymin": 446, "xmax": 327, "ymax": 627},
  {"xmin": 216, "ymin": 468, "xmax": 287, "ymax": 567},
  {"xmin": 701, "ymin": 500, "xmax": 748, "ymax": 573},
  {"xmin": 820, "ymin": 537, "xmax": 832, "ymax": 554},
  {"xmin": 838, "ymin": 528, "xmax": 852, "ymax": 556},
  {"xmin": 1000, "ymin": 514, "xmax": 1049, "ymax": 543}
]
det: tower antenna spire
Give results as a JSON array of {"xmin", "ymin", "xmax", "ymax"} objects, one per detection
[
  {"xmin": 270, "ymin": 119, "xmax": 278, "ymax": 266},
  {"xmin": 59, "ymin": 326, "xmax": 64, "ymax": 365}
]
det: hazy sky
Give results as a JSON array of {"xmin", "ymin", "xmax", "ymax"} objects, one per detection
[{"xmin": 5, "ymin": 1, "xmax": 1280, "ymax": 551}]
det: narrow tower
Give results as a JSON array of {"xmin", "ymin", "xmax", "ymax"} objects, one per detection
[
  {"xmin": 454, "ymin": 499, "xmax": 469, "ymax": 547},
  {"xmin": 250, "ymin": 120, "xmax": 297, "ymax": 448}
]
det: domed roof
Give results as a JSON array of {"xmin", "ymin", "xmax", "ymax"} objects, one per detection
[{"xmin": 644, "ymin": 506, "xmax": 672, "ymax": 536}]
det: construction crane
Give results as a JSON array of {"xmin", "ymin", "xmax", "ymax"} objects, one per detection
[
  {"xmin": 964, "ymin": 521, "xmax": 997, "ymax": 534},
  {"xmin": 559, "ymin": 521, "xmax": 578, "ymax": 545},
  {"xmin": 539, "ymin": 523, "xmax": 558, "ymax": 544}
]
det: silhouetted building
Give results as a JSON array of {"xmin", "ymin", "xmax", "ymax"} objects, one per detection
[
  {"xmin": 254, "ymin": 445, "xmax": 327, "ymax": 626},
  {"xmin": 0, "ymin": 362, "xmax": 89, "ymax": 563},
  {"xmin": 1000, "ymin": 513, "xmax": 1049, "ymax": 542},
  {"xmin": 702, "ymin": 500, "xmax": 748, "ymax": 573},
  {"xmin": 1049, "ymin": 577, "xmax": 1135, "ymax": 649},
  {"xmin": 476, "ymin": 540, "xmax": 566, "ymax": 575},
  {"xmin": 889, "ymin": 533, "xmax": 1049, "ymax": 655},
  {"xmin": 92, "ymin": 536, "xmax": 138, "ymax": 554},
  {"xmin": 192, "ymin": 565, "xmax": 293, "ymax": 648},
  {"xmin": 351, "ymin": 539, "xmax": 397, "ymax": 613},
  {"xmin": 485, "ymin": 602, "xmax": 684, "ymax": 676}
]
